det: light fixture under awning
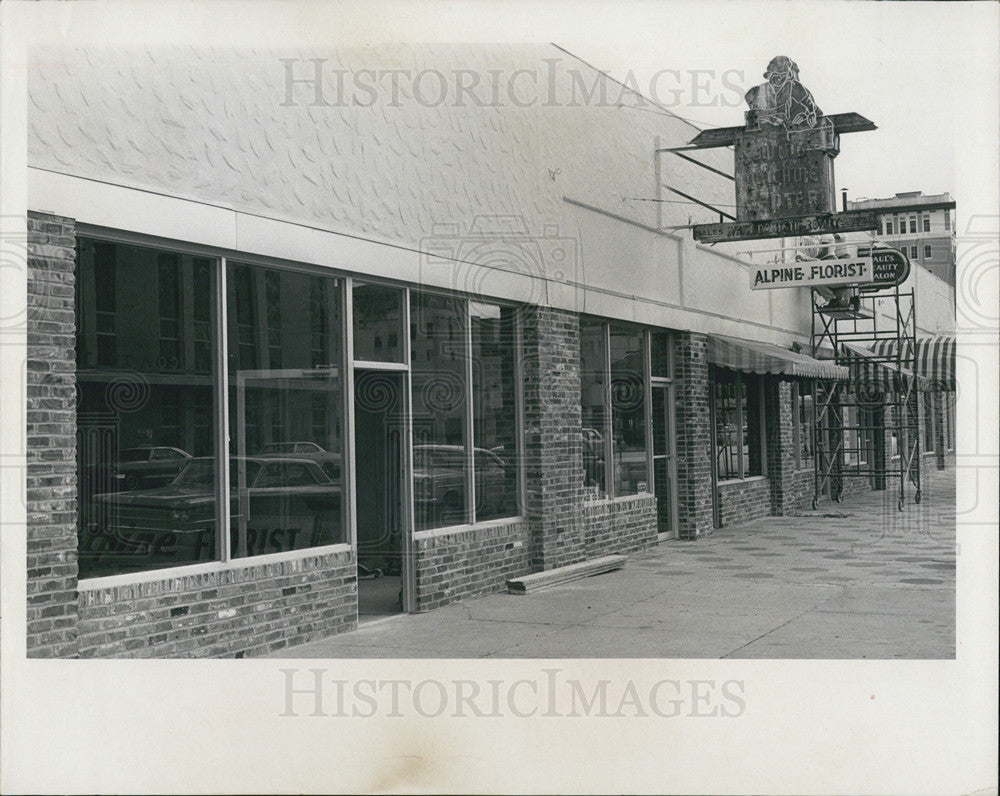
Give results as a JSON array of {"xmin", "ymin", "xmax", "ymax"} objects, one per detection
[
  {"xmin": 706, "ymin": 334, "xmax": 848, "ymax": 380},
  {"xmin": 870, "ymin": 336, "xmax": 955, "ymax": 391}
]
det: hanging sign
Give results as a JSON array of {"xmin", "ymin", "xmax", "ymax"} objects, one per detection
[
  {"xmin": 694, "ymin": 210, "xmax": 878, "ymax": 244},
  {"xmin": 857, "ymin": 247, "xmax": 910, "ymax": 291},
  {"xmin": 749, "ymin": 256, "xmax": 874, "ymax": 290}
]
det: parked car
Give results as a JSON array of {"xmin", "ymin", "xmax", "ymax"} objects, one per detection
[
  {"xmin": 256, "ymin": 441, "xmax": 341, "ymax": 480},
  {"xmin": 89, "ymin": 456, "xmax": 342, "ymax": 563},
  {"xmin": 412, "ymin": 444, "xmax": 515, "ymax": 523},
  {"xmin": 86, "ymin": 445, "xmax": 192, "ymax": 492}
]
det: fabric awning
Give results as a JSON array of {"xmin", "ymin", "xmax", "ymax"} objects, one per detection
[
  {"xmin": 870, "ymin": 335, "xmax": 956, "ymax": 391},
  {"xmin": 839, "ymin": 341, "xmax": 932, "ymax": 393},
  {"xmin": 706, "ymin": 334, "xmax": 849, "ymax": 380}
]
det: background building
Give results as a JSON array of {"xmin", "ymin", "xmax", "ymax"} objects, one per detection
[{"xmin": 848, "ymin": 191, "xmax": 957, "ymax": 286}]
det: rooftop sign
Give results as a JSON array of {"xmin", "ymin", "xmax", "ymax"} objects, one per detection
[{"xmin": 686, "ymin": 56, "xmax": 876, "ymax": 244}]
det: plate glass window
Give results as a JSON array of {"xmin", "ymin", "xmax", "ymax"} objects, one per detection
[
  {"xmin": 76, "ymin": 239, "xmax": 218, "ymax": 578},
  {"xmin": 470, "ymin": 303, "xmax": 520, "ymax": 520},
  {"xmin": 610, "ymin": 326, "xmax": 648, "ymax": 495},
  {"xmin": 226, "ymin": 263, "xmax": 346, "ymax": 557},
  {"xmin": 410, "ymin": 292, "xmax": 470, "ymax": 529},
  {"xmin": 580, "ymin": 320, "xmax": 609, "ymax": 498},
  {"xmin": 353, "ymin": 283, "xmax": 404, "ymax": 363}
]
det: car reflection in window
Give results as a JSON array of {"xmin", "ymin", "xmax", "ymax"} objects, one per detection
[
  {"xmin": 413, "ymin": 444, "xmax": 516, "ymax": 526},
  {"xmin": 256, "ymin": 441, "xmax": 341, "ymax": 480},
  {"xmin": 87, "ymin": 456, "xmax": 342, "ymax": 574}
]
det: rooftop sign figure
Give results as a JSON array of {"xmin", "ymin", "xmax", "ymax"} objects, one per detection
[{"xmin": 745, "ymin": 55, "xmax": 821, "ymax": 130}]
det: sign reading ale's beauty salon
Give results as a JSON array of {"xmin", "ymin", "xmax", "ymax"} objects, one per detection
[
  {"xmin": 750, "ymin": 256, "xmax": 874, "ymax": 291},
  {"xmin": 688, "ymin": 56, "xmax": 877, "ymax": 245},
  {"xmin": 857, "ymin": 246, "xmax": 910, "ymax": 291}
]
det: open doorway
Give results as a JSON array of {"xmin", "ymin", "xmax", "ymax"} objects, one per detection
[{"xmin": 354, "ymin": 369, "xmax": 407, "ymax": 619}]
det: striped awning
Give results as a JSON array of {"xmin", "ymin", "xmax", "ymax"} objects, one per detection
[
  {"xmin": 706, "ymin": 334, "xmax": 849, "ymax": 379},
  {"xmin": 870, "ymin": 336, "xmax": 956, "ymax": 391},
  {"xmin": 839, "ymin": 341, "xmax": 932, "ymax": 393}
]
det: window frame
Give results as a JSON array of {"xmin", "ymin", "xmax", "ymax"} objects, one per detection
[
  {"xmin": 792, "ymin": 380, "xmax": 815, "ymax": 472},
  {"xmin": 711, "ymin": 367, "xmax": 767, "ymax": 481},
  {"xmin": 579, "ymin": 317, "xmax": 653, "ymax": 500},
  {"xmin": 74, "ymin": 229, "xmax": 526, "ymax": 586}
]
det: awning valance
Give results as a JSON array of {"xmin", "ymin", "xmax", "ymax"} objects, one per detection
[
  {"xmin": 839, "ymin": 341, "xmax": 932, "ymax": 393},
  {"xmin": 706, "ymin": 335, "xmax": 849, "ymax": 380},
  {"xmin": 870, "ymin": 336, "xmax": 956, "ymax": 391}
]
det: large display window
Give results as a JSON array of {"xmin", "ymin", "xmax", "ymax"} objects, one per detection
[
  {"xmin": 579, "ymin": 318, "xmax": 651, "ymax": 499},
  {"xmin": 712, "ymin": 368, "xmax": 765, "ymax": 481},
  {"xmin": 76, "ymin": 240, "xmax": 219, "ymax": 578},
  {"xmin": 226, "ymin": 262, "xmax": 347, "ymax": 558}
]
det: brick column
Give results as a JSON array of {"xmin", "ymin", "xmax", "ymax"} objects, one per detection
[
  {"xmin": 25, "ymin": 212, "xmax": 80, "ymax": 658},
  {"xmin": 766, "ymin": 379, "xmax": 798, "ymax": 514},
  {"xmin": 933, "ymin": 391, "xmax": 947, "ymax": 470},
  {"xmin": 673, "ymin": 333, "xmax": 713, "ymax": 538},
  {"xmin": 520, "ymin": 307, "xmax": 585, "ymax": 570}
]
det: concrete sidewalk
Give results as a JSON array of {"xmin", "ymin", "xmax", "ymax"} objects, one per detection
[{"xmin": 268, "ymin": 467, "xmax": 955, "ymax": 659}]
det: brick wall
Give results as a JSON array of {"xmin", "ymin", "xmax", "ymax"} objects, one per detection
[
  {"xmin": 716, "ymin": 477, "xmax": 772, "ymax": 528},
  {"xmin": 581, "ymin": 495, "xmax": 657, "ymax": 556},
  {"xmin": 521, "ymin": 307, "xmax": 588, "ymax": 570},
  {"xmin": 413, "ymin": 520, "xmax": 531, "ymax": 611},
  {"xmin": 784, "ymin": 468, "xmax": 815, "ymax": 512},
  {"xmin": 25, "ymin": 212, "xmax": 362, "ymax": 659},
  {"xmin": 26, "ymin": 212, "xmax": 80, "ymax": 658},
  {"xmin": 673, "ymin": 333, "xmax": 713, "ymax": 538},
  {"xmin": 765, "ymin": 380, "xmax": 797, "ymax": 515},
  {"xmin": 932, "ymin": 391, "xmax": 947, "ymax": 470},
  {"xmin": 77, "ymin": 551, "xmax": 357, "ymax": 658}
]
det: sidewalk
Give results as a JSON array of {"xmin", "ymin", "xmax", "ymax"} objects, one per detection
[{"xmin": 268, "ymin": 467, "xmax": 955, "ymax": 659}]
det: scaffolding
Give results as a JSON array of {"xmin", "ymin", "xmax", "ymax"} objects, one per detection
[{"xmin": 810, "ymin": 287, "xmax": 921, "ymax": 511}]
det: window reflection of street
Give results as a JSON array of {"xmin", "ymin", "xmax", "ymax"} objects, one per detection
[{"xmin": 83, "ymin": 456, "xmax": 343, "ymax": 576}]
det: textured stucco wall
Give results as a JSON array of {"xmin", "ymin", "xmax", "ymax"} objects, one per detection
[
  {"xmin": 28, "ymin": 44, "xmax": 950, "ymax": 342},
  {"xmin": 28, "ymin": 44, "xmax": 732, "ymax": 251}
]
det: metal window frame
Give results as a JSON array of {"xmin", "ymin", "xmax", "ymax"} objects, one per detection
[
  {"xmin": 73, "ymin": 228, "xmax": 529, "ymax": 595},
  {"xmin": 791, "ymin": 381, "xmax": 802, "ymax": 471},
  {"xmin": 602, "ymin": 322, "xmax": 614, "ymax": 496},
  {"xmin": 463, "ymin": 301, "xmax": 476, "ymax": 523},
  {"xmin": 213, "ymin": 257, "xmax": 231, "ymax": 562},
  {"xmin": 650, "ymin": 331, "xmax": 679, "ymax": 539}
]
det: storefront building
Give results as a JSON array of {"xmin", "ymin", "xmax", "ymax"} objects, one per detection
[{"xmin": 19, "ymin": 45, "xmax": 956, "ymax": 657}]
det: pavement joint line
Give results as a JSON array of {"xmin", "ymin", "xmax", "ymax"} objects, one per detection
[{"xmin": 719, "ymin": 588, "xmax": 849, "ymax": 659}]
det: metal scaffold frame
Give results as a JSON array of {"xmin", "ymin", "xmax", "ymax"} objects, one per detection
[{"xmin": 810, "ymin": 287, "xmax": 921, "ymax": 511}]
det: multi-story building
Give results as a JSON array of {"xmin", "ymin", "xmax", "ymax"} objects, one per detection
[{"xmin": 847, "ymin": 191, "xmax": 957, "ymax": 286}]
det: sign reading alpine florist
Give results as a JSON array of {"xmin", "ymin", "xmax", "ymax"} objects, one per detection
[
  {"xmin": 857, "ymin": 246, "xmax": 910, "ymax": 291},
  {"xmin": 750, "ymin": 256, "xmax": 874, "ymax": 290}
]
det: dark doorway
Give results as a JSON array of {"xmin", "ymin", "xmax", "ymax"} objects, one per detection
[{"xmin": 354, "ymin": 370, "xmax": 406, "ymax": 618}]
